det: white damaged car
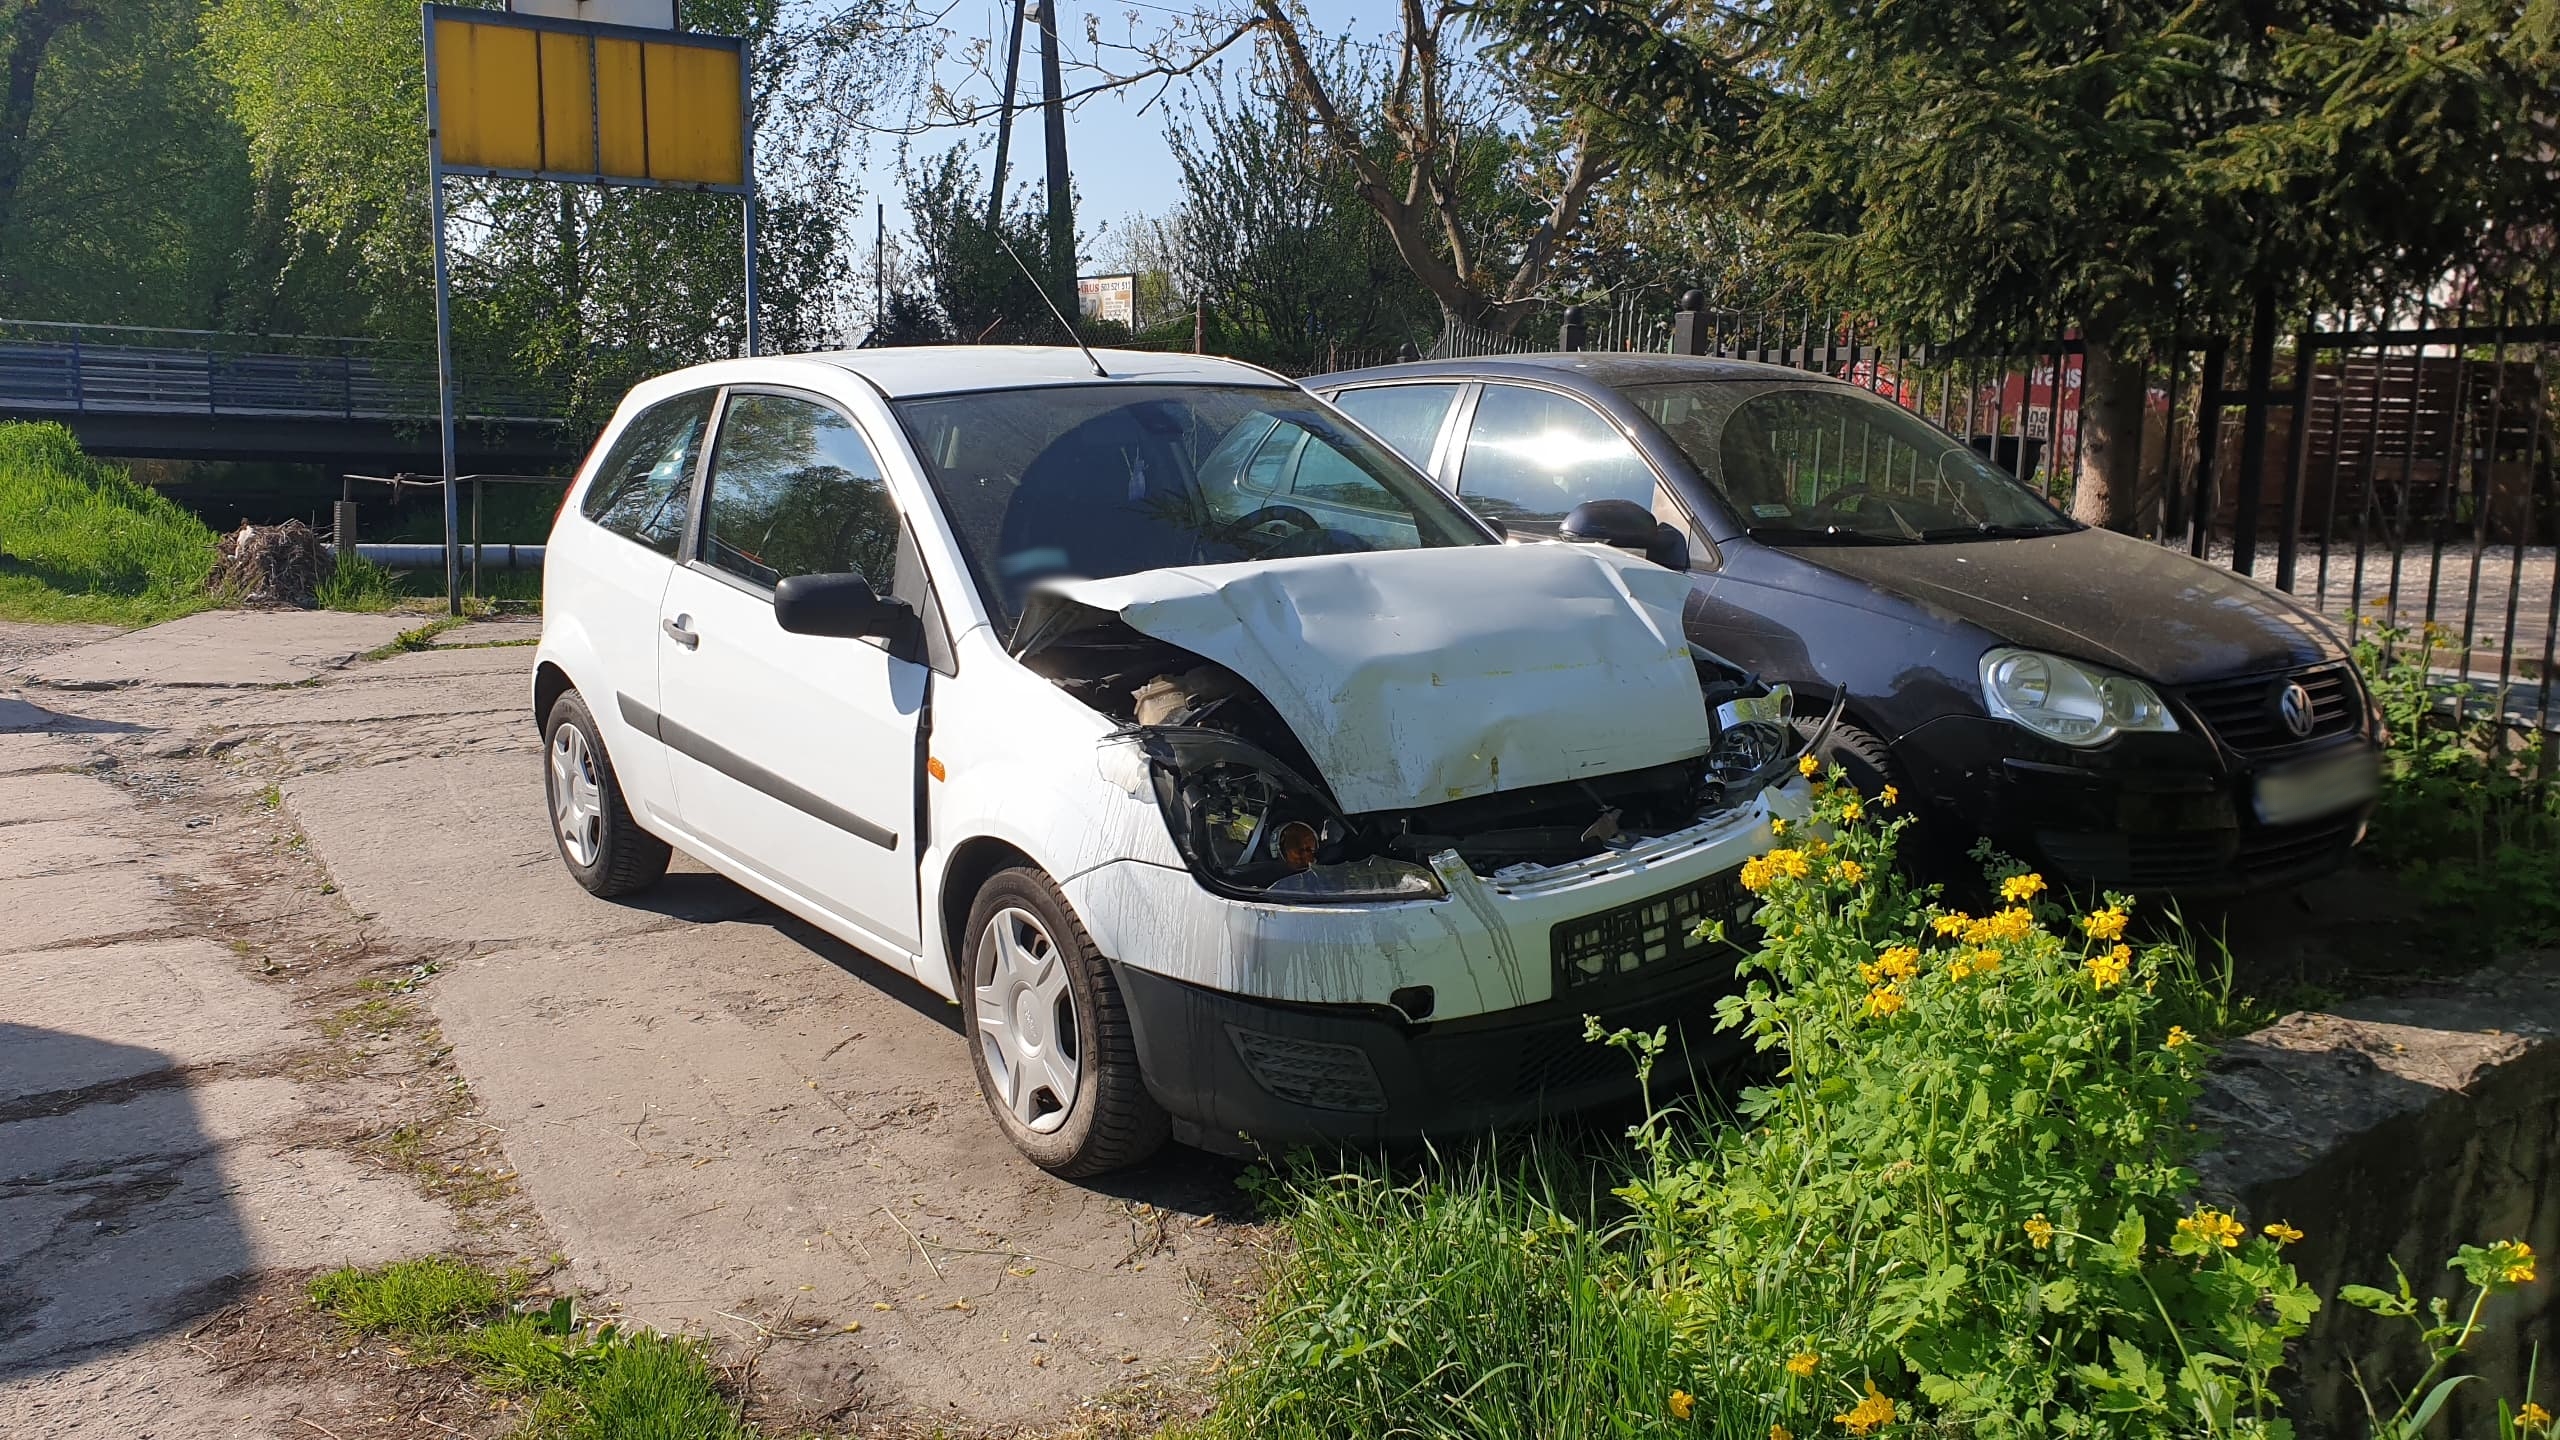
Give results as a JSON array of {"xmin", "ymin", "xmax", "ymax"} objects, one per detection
[{"xmin": 534, "ymin": 347, "xmax": 1811, "ymax": 1175}]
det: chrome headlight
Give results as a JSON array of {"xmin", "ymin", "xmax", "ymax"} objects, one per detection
[
  {"xmin": 1705, "ymin": 683, "xmax": 1795, "ymax": 792},
  {"xmin": 1980, "ymin": 647, "xmax": 2178, "ymax": 746},
  {"xmin": 1107, "ymin": 728, "xmax": 1444, "ymax": 903}
]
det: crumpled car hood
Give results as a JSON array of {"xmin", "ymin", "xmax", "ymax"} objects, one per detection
[{"xmin": 1018, "ymin": 544, "xmax": 1710, "ymax": 814}]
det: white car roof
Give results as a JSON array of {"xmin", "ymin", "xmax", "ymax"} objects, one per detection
[{"xmin": 799, "ymin": 345, "xmax": 1292, "ymax": 399}]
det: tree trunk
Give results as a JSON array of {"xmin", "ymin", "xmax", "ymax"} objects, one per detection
[
  {"xmin": 2070, "ymin": 334, "xmax": 2150, "ymax": 532},
  {"xmin": 0, "ymin": 0, "xmax": 90, "ymax": 256}
]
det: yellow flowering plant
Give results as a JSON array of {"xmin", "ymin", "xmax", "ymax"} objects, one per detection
[{"xmin": 1595, "ymin": 764, "xmax": 2325, "ymax": 1439}]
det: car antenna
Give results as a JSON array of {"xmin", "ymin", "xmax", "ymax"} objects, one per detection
[{"xmin": 994, "ymin": 231, "xmax": 1108, "ymax": 378}]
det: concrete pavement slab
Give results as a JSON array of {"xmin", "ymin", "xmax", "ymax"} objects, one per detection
[
  {"xmin": 428, "ymin": 615, "xmax": 541, "ymax": 647},
  {"xmin": 0, "ymin": 731, "xmax": 95, "ymax": 774},
  {"xmin": 0, "ymin": 818, "xmax": 150, "ymax": 881},
  {"xmin": 14, "ymin": 610, "xmax": 418, "ymax": 689},
  {"xmin": 0, "ymin": 865, "xmax": 171, "ymax": 950},
  {"xmin": 0, "ymin": 771, "xmax": 136, "ymax": 826},
  {"xmin": 430, "ymin": 921, "xmax": 1246, "ymax": 1428},
  {"xmin": 284, "ymin": 753, "xmax": 758, "ymax": 944},
  {"xmin": 0, "ymin": 941, "xmax": 301, "ymax": 1102}
]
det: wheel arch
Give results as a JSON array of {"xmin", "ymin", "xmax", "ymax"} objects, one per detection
[
  {"xmin": 935, "ymin": 835, "xmax": 1042, "ymax": 995},
  {"xmin": 533, "ymin": 660, "xmax": 574, "ymax": 736}
]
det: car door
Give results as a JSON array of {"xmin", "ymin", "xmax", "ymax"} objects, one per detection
[
  {"xmin": 1451, "ymin": 382, "xmax": 1689, "ymax": 539},
  {"xmin": 653, "ymin": 387, "xmax": 927, "ymax": 958},
  {"xmin": 554, "ymin": 388, "xmax": 718, "ymax": 823}
]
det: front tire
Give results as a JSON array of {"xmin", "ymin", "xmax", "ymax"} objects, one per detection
[
  {"xmin": 962, "ymin": 868, "xmax": 1168, "ymax": 1177},
  {"xmin": 543, "ymin": 689, "xmax": 671, "ymax": 898}
]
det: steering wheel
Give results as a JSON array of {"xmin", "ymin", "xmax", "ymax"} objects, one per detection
[
  {"xmin": 1230, "ymin": 504, "xmax": 1324, "ymax": 547},
  {"xmin": 1808, "ymin": 486, "xmax": 1879, "ymax": 519}
]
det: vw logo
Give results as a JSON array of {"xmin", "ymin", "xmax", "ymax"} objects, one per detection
[{"xmin": 2278, "ymin": 681, "xmax": 2316, "ymax": 739}]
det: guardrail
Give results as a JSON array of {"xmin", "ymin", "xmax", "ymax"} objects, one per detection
[{"xmin": 0, "ymin": 320, "xmax": 567, "ymax": 423}]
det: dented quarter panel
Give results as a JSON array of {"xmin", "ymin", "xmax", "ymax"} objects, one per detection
[{"xmin": 1028, "ymin": 544, "xmax": 1713, "ymax": 814}]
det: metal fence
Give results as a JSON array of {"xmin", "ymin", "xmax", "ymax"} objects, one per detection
[
  {"xmin": 1515, "ymin": 291, "xmax": 2558, "ymax": 753},
  {"xmin": 0, "ymin": 319, "xmax": 568, "ymax": 423}
]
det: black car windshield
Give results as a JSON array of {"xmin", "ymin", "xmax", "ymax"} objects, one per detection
[
  {"xmin": 1627, "ymin": 380, "xmax": 2076, "ymax": 544},
  {"xmin": 890, "ymin": 383, "xmax": 1490, "ymax": 628}
]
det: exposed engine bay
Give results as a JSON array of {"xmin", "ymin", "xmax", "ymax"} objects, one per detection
[{"xmin": 1021, "ymin": 608, "xmax": 1811, "ymax": 898}]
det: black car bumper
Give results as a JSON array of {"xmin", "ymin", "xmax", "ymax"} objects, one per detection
[
  {"xmin": 1108, "ymin": 958, "xmax": 1743, "ymax": 1156},
  {"xmin": 1893, "ymin": 714, "xmax": 2376, "ymax": 897}
]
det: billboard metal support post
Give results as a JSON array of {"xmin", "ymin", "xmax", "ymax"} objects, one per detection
[
  {"xmin": 423, "ymin": 10, "xmax": 463, "ymax": 617},
  {"xmin": 739, "ymin": 31, "xmax": 759, "ymax": 357}
]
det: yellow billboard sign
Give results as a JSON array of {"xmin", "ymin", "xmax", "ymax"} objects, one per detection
[{"xmin": 427, "ymin": 6, "xmax": 745, "ymax": 191}]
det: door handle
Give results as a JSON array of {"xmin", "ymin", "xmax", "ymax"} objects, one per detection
[{"xmin": 662, "ymin": 615, "xmax": 699, "ymax": 649}]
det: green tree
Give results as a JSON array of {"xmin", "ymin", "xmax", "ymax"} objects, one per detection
[
  {"xmin": 1480, "ymin": 0, "xmax": 2560, "ymax": 528},
  {"xmin": 896, "ymin": 142, "xmax": 1076, "ymax": 346},
  {"xmin": 1158, "ymin": 47, "xmax": 1440, "ymax": 370}
]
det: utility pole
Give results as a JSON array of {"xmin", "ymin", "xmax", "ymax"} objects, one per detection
[
  {"xmin": 1034, "ymin": 0, "xmax": 1075, "ymax": 320},
  {"xmin": 875, "ymin": 202, "xmax": 885, "ymax": 338},
  {"xmin": 987, "ymin": 0, "xmax": 1027, "ymax": 231}
]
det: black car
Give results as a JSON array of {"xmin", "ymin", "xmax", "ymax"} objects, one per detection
[{"xmin": 1306, "ymin": 353, "xmax": 2382, "ymax": 897}]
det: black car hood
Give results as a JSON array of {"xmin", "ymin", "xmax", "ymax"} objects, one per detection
[{"xmin": 1778, "ymin": 527, "xmax": 2344, "ymax": 684}]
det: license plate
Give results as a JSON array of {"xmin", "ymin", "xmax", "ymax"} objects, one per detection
[
  {"xmin": 1553, "ymin": 870, "xmax": 1749, "ymax": 990},
  {"xmin": 2253, "ymin": 747, "xmax": 2381, "ymax": 826}
]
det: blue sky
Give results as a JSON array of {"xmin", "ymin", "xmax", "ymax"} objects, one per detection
[{"xmin": 848, "ymin": 0, "xmax": 1392, "ymax": 265}]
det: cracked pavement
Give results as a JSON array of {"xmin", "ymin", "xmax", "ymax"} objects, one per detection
[{"xmin": 0, "ymin": 611, "xmax": 1257, "ymax": 1438}]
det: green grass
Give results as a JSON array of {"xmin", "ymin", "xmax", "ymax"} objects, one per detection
[
  {"xmin": 316, "ymin": 551, "xmax": 401, "ymax": 612},
  {"xmin": 308, "ymin": 1258, "xmax": 754, "ymax": 1439},
  {"xmin": 0, "ymin": 421, "xmax": 221, "ymax": 625}
]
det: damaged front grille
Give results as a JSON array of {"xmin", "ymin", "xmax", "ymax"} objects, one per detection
[{"xmin": 1384, "ymin": 761, "xmax": 1713, "ymax": 872}]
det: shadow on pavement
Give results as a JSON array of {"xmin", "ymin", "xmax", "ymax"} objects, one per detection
[{"xmin": 0, "ymin": 1025, "xmax": 252, "ymax": 1379}]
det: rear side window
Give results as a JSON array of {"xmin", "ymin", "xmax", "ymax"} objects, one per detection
[
  {"xmin": 1330, "ymin": 383, "xmax": 1462, "ymax": 472},
  {"xmin": 698, "ymin": 392, "xmax": 902, "ymax": 591},
  {"xmin": 581, "ymin": 391, "xmax": 716, "ymax": 556}
]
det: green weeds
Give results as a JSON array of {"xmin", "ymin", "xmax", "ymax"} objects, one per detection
[
  {"xmin": 2355, "ymin": 627, "xmax": 2560, "ymax": 956},
  {"xmin": 316, "ymin": 551, "xmax": 400, "ymax": 611},
  {"xmin": 1194, "ymin": 776, "xmax": 2550, "ymax": 1439},
  {"xmin": 309, "ymin": 1258, "xmax": 753, "ymax": 1440},
  {"xmin": 0, "ymin": 421, "xmax": 220, "ymax": 625}
]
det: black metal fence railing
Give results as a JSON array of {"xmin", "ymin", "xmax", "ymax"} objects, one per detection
[{"xmin": 0, "ymin": 319, "xmax": 570, "ymax": 424}]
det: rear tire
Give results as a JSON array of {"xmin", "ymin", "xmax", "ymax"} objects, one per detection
[
  {"xmin": 543, "ymin": 689, "xmax": 671, "ymax": 898},
  {"xmin": 962, "ymin": 867, "xmax": 1169, "ymax": 1177}
]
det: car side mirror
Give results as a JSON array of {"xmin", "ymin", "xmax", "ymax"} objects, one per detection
[
  {"xmin": 1480, "ymin": 513, "xmax": 1509, "ymax": 541},
  {"xmin": 1560, "ymin": 497, "xmax": 1689, "ymax": 572},
  {"xmin": 774, "ymin": 571, "xmax": 917, "ymax": 644}
]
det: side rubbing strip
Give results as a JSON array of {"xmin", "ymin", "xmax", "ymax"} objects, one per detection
[
  {"xmin": 657, "ymin": 715, "xmax": 899, "ymax": 850},
  {"xmin": 618, "ymin": 693, "xmax": 662, "ymax": 740}
]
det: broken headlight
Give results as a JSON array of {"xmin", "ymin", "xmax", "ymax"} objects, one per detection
[
  {"xmin": 1108, "ymin": 728, "xmax": 1445, "ymax": 903},
  {"xmin": 1702, "ymin": 683, "xmax": 1797, "ymax": 801}
]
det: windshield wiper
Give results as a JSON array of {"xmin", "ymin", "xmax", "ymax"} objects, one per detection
[
  {"xmin": 1743, "ymin": 525, "xmax": 1921, "ymax": 545},
  {"xmin": 1917, "ymin": 522, "xmax": 2077, "ymax": 542}
]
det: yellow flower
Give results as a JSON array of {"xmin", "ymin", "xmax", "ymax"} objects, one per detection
[
  {"xmin": 2517, "ymin": 1401, "xmax": 2551, "ymax": 1433},
  {"xmin": 1770, "ymin": 817, "xmax": 1787, "ymax": 836},
  {"xmin": 1946, "ymin": 954, "xmax": 1974, "ymax": 981},
  {"xmin": 1668, "ymin": 1390, "xmax": 1694, "ymax": 1421},
  {"xmin": 2085, "ymin": 948, "xmax": 2130, "ymax": 990},
  {"xmin": 2501, "ymin": 1240, "xmax": 2537, "ymax": 1285},
  {"xmin": 1969, "ymin": 947, "xmax": 2002, "ymax": 975},
  {"xmin": 2177, "ymin": 1207, "xmax": 2247, "ymax": 1249},
  {"xmin": 2080, "ymin": 905, "xmax": 2128, "ymax": 941},
  {"xmin": 1771, "ymin": 1427, "xmax": 1795, "ymax": 1440},
  {"xmin": 1834, "ymin": 1380, "xmax": 1896, "ymax": 1435},
  {"xmin": 1879, "ymin": 785, "xmax": 1899, "ymax": 807},
  {"xmin": 2263, "ymin": 1221, "xmax": 2304, "ymax": 1246},
  {"xmin": 1785, "ymin": 1351, "xmax": 1819, "ymax": 1378},
  {"xmin": 1740, "ymin": 847, "xmax": 1815, "ymax": 894},
  {"xmin": 1863, "ymin": 986, "xmax": 1907, "ymax": 1018},
  {"xmin": 2001, "ymin": 872, "xmax": 2047, "ymax": 903},
  {"xmin": 1836, "ymin": 859, "xmax": 1867, "ymax": 885},
  {"xmin": 2024, "ymin": 1214, "xmax": 2055, "ymax": 1249},
  {"xmin": 1840, "ymin": 797, "xmax": 1865, "ymax": 822},
  {"xmin": 1799, "ymin": 753, "xmax": 1821, "ymax": 778},
  {"xmin": 1932, "ymin": 913, "xmax": 1970, "ymax": 937},
  {"xmin": 1876, "ymin": 945, "xmax": 1920, "ymax": 981},
  {"xmin": 2164, "ymin": 1026, "xmax": 2193, "ymax": 1050},
  {"xmin": 1983, "ymin": 907, "xmax": 2037, "ymax": 943}
]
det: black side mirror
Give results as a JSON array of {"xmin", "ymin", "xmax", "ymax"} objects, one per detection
[
  {"xmin": 1560, "ymin": 497, "xmax": 1690, "ymax": 572},
  {"xmin": 1480, "ymin": 513, "xmax": 1509, "ymax": 541},
  {"xmin": 774, "ymin": 571, "xmax": 917, "ymax": 643}
]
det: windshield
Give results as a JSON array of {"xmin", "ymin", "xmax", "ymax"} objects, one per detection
[
  {"xmin": 892, "ymin": 383, "xmax": 1491, "ymax": 628},
  {"xmin": 1628, "ymin": 381, "xmax": 2075, "ymax": 544}
]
